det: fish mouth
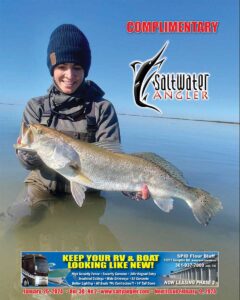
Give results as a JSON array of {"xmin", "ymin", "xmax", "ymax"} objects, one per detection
[
  {"xmin": 13, "ymin": 135, "xmax": 27, "ymax": 149},
  {"xmin": 13, "ymin": 142, "xmax": 31, "ymax": 150},
  {"xmin": 14, "ymin": 138, "xmax": 35, "ymax": 152},
  {"xmin": 13, "ymin": 124, "xmax": 37, "ymax": 150}
]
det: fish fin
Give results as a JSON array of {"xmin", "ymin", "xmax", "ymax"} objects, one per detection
[
  {"xmin": 70, "ymin": 182, "xmax": 86, "ymax": 207},
  {"xmin": 152, "ymin": 197, "xmax": 174, "ymax": 213},
  {"xmin": 69, "ymin": 162, "xmax": 92, "ymax": 185},
  {"xmin": 189, "ymin": 187, "xmax": 223, "ymax": 226},
  {"xmin": 131, "ymin": 152, "xmax": 187, "ymax": 184},
  {"xmin": 76, "ymin": 173, "xmax": 92, "ymax": 185},
  {"xmin": 94, "ymin": 141, "xmax": 123, "ymax": 153}
]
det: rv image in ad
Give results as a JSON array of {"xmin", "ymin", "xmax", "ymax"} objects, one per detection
[{"xmin": 21, "ymin": 254, "xmax": 49, "ymax": 287}]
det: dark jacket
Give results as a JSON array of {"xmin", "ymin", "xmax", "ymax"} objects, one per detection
[{"xmin": 17, "ymin": 80, "xmax": 121, "ymax": 193}]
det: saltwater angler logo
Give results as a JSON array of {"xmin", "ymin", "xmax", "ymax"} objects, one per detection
[{"xmin": 130, "ymin": 41, "xmax": 210, "ymax": 113}]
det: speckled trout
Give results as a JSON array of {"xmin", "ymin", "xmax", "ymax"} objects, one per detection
[{"xmin": 15, "ymin": 124, "xmax": 222, "ymax": 225}]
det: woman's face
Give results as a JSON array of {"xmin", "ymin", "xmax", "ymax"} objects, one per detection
[{"xmin": 53, "ymin": 63, "xmax": 84, "ymax": 94}]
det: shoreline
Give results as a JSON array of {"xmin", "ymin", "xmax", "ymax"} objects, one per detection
[
  {"xmin": 0, "ymin": 103, "xmax": 238, "ymax": 125},
  {"xmin": 118, "ymin": 113, "xmax": 239, "ymax": 125}
]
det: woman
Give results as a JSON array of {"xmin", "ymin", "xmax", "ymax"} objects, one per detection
[{"xmin": 17, "ymin": 24, "xmax": 146, "ymax": 206}]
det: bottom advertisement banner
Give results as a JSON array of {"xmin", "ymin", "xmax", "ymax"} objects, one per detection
[{"xmin": 21, "ymin": 251, "xmax": 219, "ymax": 294}]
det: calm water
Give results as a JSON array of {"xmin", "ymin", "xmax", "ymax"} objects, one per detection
[{"xmin": 0, "ymin": 104, "xmax": 239, "ymax": 300}]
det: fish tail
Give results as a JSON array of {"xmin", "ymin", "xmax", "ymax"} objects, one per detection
[{"xmin": 187, "ymin": 187, "xmax": 223, "ymax": 226}]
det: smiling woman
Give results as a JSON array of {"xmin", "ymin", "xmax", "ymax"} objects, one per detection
[
  {"xmin": 15, "ymin": 24, "xmax": 122, "ymax": 208},
  {"xmin": 53, "ymin": 63, "xmax": 85, "ymax": 94},
  {"xmin": 14, "ymin": 24, "xmax": 145, "ymax": 213}
]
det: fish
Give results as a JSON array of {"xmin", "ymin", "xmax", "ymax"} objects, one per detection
[{"xmin": 15, "ymin": 124, "xmax": 223, "ymax": 226}]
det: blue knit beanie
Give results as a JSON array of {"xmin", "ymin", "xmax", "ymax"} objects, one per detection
[{"xmin": 47, "ymin": 24, "xmax": 91, "ymax": 77}]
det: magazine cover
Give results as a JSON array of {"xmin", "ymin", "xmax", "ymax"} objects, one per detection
[{"xmin": 0, "ymin": 0, "xmax": 239, "ymax": 299}]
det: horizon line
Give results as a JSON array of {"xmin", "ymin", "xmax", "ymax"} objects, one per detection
[
  {"xmin": 0, "ymin": 102, "xmax": 238, "ymax": 125},
  {"xmin": 118, "ymin": 113, "xmax": 239, "ymax": 125}
]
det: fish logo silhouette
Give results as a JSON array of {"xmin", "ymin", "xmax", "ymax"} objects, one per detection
[{"xmin": 130, "ymin": 41, "xmax": 169, "ymax": 113}]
